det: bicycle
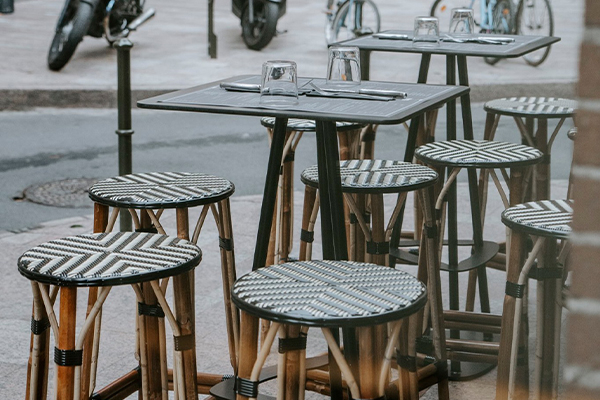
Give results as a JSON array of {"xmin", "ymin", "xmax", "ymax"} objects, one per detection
[
  {"xmin": 430, "ymin": 0, "xmax": 553, "ymax": 66},
  {"xmin": 325, "ymin": 0, "xmax": 381, "ymax": 44}
]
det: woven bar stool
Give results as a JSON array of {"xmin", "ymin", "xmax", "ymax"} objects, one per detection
[
  {"xmin": 412, "ymin": 139, "xmax": 543, "ymax": 379},
  {"xmin": 482, "ymin": 97, "xmax": 577, "ymax": 201},
  {"xmin": 86, "ymin": 172, "xmax": 237, "ymax": 398},
  {"xmin": 299, "ymin": 160, "xmax": 439, "ymax": 266},
  {"xmin": 260, "ymin": 117, "xmax": 366, "ymax": 265},
  {"xmin": 498, "ymin": 200, "xmax": 572, "ymax": 400},
  {"xmin": 20, "ymin": 232, "xmax": 202, "ymax": 400},
  {"xmin": 231, "ymin": 260, "xmax": 447, "ymax": 400}
]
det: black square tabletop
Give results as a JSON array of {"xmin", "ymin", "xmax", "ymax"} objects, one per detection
[
  {"xmin": 137, "ymin": 75, "xmax": 468, "ymax": 125},
  {"xmin": 338, "ymin": 30, "xmax": 559, "ymax": 58}
]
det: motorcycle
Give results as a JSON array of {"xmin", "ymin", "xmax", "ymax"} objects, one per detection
[
  {"xmin": 232, "ymin": 0, "xmax": 286, "ymax": 50},
  {"xmin": 48, "ymin": 0, "xmax": 155, "ymax": 71}
]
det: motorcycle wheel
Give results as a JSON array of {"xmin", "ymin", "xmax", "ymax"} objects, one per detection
[
  {"xmin": 241, "ymin": 0, "xmax": 279, "ymax": 51},
  {"xmin": 48, "ymin": 0, "xmax": 97, "ymax": 71}
]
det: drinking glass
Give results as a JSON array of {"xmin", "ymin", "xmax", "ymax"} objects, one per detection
[
  {"xmin": 449, "ymin": 8, "xmax": 475, "ymax": 35},
  {"xmin": 325, "ymin": 46, "xmax": 361, "ymax": 87},
  {"xmin": 413, "ymin": 16, "xmax": 440, "ymax": 48},
  {"xmin": 260, "ymin": 60, "xmax": 299, "ymax": 107}
]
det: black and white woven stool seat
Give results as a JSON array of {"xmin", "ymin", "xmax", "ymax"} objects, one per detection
[
  {"xmin": 501, "ymin": 199, "xmax": 573, "ymax": 239},
  {"xmin": 260, "ymin": 117, "xmax": 364, "ymax": 132},
  {"xmin": 18, "ymin": 232, "xmax": 202, "ymax": 286},
  {"xmin": 89, "ymin": 172, "xmax": 234, "ymax": 209},
  {"xmin": 301, "ymin": 160, "xmax": 438, "ymax": 194},
  {"xmin": 484, "ymin": 97, "xmax": 577, "ymax": 118},
  {"xmin": 232, "ymin": 260, "xmax": 426, "ymax": 327},
  {"xmin": 414, "ymin": 140, "xmax": 544, "ymax": 169}
]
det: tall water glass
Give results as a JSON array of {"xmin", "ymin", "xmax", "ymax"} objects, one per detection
[
  {"xmin": 326, "ymin": 46, "xmax": 361, "ymax": 87},
  {"xmin": 260, "ymin": 60, "xmax": 299, "ymax": 107},
  {"xmin": 450, "ymin": 8, "xmax": 475, "ymax": 35},
  {"xmin": 413, "ymin": 16, "xmax": 440, "ymax": 48}
]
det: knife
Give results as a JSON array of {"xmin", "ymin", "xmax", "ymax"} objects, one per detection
[
  {"xmin": 219, "ymin": 82, "xmax": 261, "ymax": 92},
  {"xmin": 372, "ymin": 33, "xmax": 411, "ymax": 40},
  {"xmin": 321, "ymin": 87, "xmax": 407, "ymax": 98}
]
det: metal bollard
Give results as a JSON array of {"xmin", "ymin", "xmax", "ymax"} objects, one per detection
[
  {"xmin": 0, "ymin": 0, "xmax": 14, "ymax": 13},
  {"xmin": 208, "ymin": 0, "xmax": 217, "ymax": 58},
  {"xmin": 114, "ymin": 38, "xmax": 134, "ymax": 232}
]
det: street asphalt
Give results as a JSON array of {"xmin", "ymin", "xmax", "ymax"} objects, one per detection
[{"xmin": 0, "ymin": 0, "xmax": 581, "ymax": 398}]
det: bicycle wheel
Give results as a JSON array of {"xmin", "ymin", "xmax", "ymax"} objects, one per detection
[
  {"xmin": 517, "ymin": 0, "xmax": 553, "ymax": 66},
  {"xmin": 483, "ymin": 0, "xmax": 516, "ymax": 65},
  {"xmin": 430, "ymin": 0, "xmax": 480, "ymax": 31},
  {"xmin": 329, "ymin": 0, "xmax": 380, "ymax": 44}
]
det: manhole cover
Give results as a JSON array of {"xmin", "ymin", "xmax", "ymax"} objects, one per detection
[{"xmin": 21, "ymin": 178, "xmax": 98, "ymax": 208}]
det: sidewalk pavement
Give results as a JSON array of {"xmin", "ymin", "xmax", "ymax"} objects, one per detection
[
  {"xmin": 0, "ymin": 0, "xmax": 578, "ymax": 397},
  {"xmin": 0, "ymin": 0, "xmax": 583, "ymax": 109},
  {"xmin": 0, "ymin": 181, "xmax": 570, "ymax": 399}
]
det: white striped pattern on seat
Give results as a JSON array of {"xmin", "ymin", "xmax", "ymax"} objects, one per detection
[
  {"xmin": 501, "ymin": 199, "xmax": 573, "ymax": 238},
  {"xmin": 232, "ymin": 260, "xmax": 426, "ymax": 326},
  {"xmin": 89, "ymin": 172, "xmax": 234, "ymax": 207},
  {"xmin": 414, "ymin": 140, "xmax": 543, "ymax": 167},
  {"xmin": 485, "ymin": 97, "xmax": 577, "ymax": 116},
  {"xmin": 18, "ymin": 232, "xmax": 201, "ymax": 286},
  {"xmin": 301, "ymin": 160, "xmax": 438, "ymax": 191}
]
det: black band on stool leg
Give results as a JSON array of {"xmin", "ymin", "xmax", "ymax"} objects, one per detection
[
  {"xmin": 31, "ymin": 317, "xmax": 50, "ymax": 335},
  {"xmin": 135, "ymin": 226, "xmax": 159, "ymax": 234},
  {"xmin": 284, "ymin": 150, "xmax": 295, "ymax": 163},
  {"xmin": 435, "ymin": 360, "xmax": 448, "ymax": 380},
  {"xmin": 219, "ymin": 237, "xmax": 234, "ymax": 251},
  {"xmin": 235, "ymin": 377, "xmax": 259, "ymax": 398},
  {"xmin": 300, "ymin": 229, "xmax": 314, "ymax": 243},
  {"xmin": 395, "ymin": 350, "xmax": 417, "ymax": 372},
  {"xmin": 528, "ymin": 267, "xmax": 564, "ymax": 280},
  {"xmin": 361, "ymin": 132, "xmax": 376, "ymax": 143},
  {"xmin": 173, "ymin": 334, "xmax": 195, "ymax": 351},
  {"xmin": 424, "ymin": 224, "xmax": 437, "ymax": 239},
  {"xmin": 350, "ymin": 213, "xmax": 371, "ymax": 224},
  {"xmin": 278, "ymin": 335, "xmax": 307, "ymax": 353},
  {"xmin": 366, "ymin": 241, "xmax": 390, "ymax": 255},
  {"xmin": 505, "ymin": 281, "xmax": 526, "ymax": 298},
  {"xmin": 54, "ymin": 347, "xmax": 83, "ymax": 366},
  {"xmin": 138, "ymin": 302, "xmax": 165, "ymax": 318}
]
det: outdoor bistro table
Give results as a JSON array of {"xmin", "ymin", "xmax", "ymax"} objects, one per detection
[
  {"xmin": 339, "ymin": 31, "xmax": 560, "ymax": 383},
  {"xmin": 138, "ymin": 75, "xmax": 467, "ymax": 400}
]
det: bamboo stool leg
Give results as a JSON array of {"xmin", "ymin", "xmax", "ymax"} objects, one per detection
[
  {"xmin": 26, "ymin": 283, "xmax": 50, "ymax": 400},
  {"xmin": 418, "ymin": 186, "xmax": 449, "ymax": 400},
  {"xmin": 214, "ymin": 199, "xmax": 239, "ymax": 370},
  {"xmin": 496, "ymin": 167, "xmax": 527, "ymax": 400},
  {"xmin": 236, "ymin": 311, "xmax": 260, "ymax": 400},
  {"xmin": 298, "ymin": 186, "xmax": 318, "ymax": 261}
]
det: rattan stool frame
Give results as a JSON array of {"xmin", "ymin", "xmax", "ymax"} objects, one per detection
[
  {"xmin": 20, "ymin": 232, "xmax": 202, "ymax": 400},
  {"xmin": 497, "ymin": 200, "xmax": 572, "ymax": 400}
]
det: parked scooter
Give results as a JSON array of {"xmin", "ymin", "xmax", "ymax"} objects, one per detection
[
  {"xmin": 48, "ymin": 0, "xmax": 155, "ymax": 71},
  {"xmin": 232, "ymin": 0, "xmax": 286, "ymax": 50}
]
